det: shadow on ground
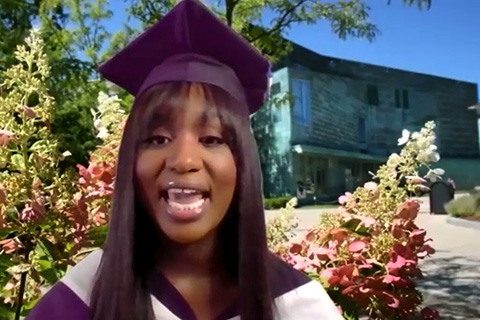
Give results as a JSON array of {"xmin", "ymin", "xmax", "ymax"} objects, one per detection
[{"xmin": 418, "ymin": 255, "xmax": 480, "ymax": 320}]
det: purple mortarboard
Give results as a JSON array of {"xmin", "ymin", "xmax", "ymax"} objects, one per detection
[{"xmin": 98, "ymin": 0, "xmax": 272, "ymax": 114}]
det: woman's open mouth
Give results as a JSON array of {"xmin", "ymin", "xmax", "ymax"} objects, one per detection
[{"xmin": 159, "ymin": 187, "xmax": 210, "ymax": 221}]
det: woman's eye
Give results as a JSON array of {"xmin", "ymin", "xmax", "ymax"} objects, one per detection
[
  {"xmin": 145, "ymin": 135, "xmax": 171, "ymax": 145},
  {"xmin": 200, "ymin": 136, "xmax": 224, "ymax": 146}
]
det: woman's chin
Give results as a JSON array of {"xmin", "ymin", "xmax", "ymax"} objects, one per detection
[{"xmin": 159, "ymin": 225, "xmax": 212, "ymax": 244}]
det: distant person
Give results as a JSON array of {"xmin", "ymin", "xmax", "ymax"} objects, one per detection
[
  {"xmin": 26, "ymin": 1, "xmax": 342, "ymax": 320},
  {"xmin": 297, "ymin": 181, "xmax": 307, "ymax": 199}
]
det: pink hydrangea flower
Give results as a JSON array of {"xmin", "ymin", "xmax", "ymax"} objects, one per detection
[
  {"xmin": 364, "ymin": 181, "xmax": 378, "ymax": 193},
  {"xmin": 0, "ymin": 129, "xmax": 14, "ymax": 146},
  {"xmin": 338, "ymin": 192, "xmax": 352, "ymax": 205}
]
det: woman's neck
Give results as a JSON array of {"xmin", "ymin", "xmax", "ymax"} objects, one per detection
[{"xmin": 157, "ymin": 231, "xmax": 227, "ymax": 279}]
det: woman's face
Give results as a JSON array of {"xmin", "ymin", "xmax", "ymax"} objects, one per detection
[{"xmin": 135, "ymin": 85, "xmax": 237, "ymax": 244}]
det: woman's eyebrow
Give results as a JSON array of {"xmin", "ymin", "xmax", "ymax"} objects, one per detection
[
  {"xmin": 199, "ymin": 107, "xmax": 221, "ymax": 129},
  {"xmin": 146, "ymin": 107, "xmax": 174, "ymax": 133}
]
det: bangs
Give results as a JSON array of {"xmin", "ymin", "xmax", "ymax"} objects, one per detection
[{"xmin": 136, "ymin": 82, "xmax": 243, "ymax": 150}]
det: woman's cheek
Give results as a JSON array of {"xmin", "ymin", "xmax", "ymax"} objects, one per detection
[{"xmin": 136, "ymin": 151, "xmax": 159, "ymax": 180}]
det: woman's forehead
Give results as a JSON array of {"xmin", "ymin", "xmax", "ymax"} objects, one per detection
[{"xmin": 147, "ymin": 88, "xmax": 222, "ymax": 131}]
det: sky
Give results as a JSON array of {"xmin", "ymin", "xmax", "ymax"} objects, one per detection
[{"xmin": 106, "ymin": 0, "xmax": 480, "ymax": 100}]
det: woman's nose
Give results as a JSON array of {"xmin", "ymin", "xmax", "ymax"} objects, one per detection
[{"xmin": 165, "ymin": 135, "xmax": 202, "ymax": 174}]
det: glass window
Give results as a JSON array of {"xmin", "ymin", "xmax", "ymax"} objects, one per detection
[
  {"xmin": 367, "ymin": 85, "xmax": 379, "ymax": 105},
  {"xmin": 402, "ymin": 90, "xmax": 409, "ymax": 109},
  {"xmin": 359, "ymin": 117, "xmax": 366, "ymax": 144},
  {"xmin": 292, "ymin": 79, "xmax": 311, "ymax": 125},
  {"xmin": 395, "ymin": 89, "xmax": 401, "ymax": 108}
]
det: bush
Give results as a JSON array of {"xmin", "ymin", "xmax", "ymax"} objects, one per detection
[
  {"xmin": 445, "ymin": 193, "xmax": 480, "ymax": 218},
  {"xmin": 266, "ymin": 198, "xmax": 299, "ymax": 252},
  {"xmin": 0, "ymin": 30, "xmax": 85, "ymax": 317},
  {"xmin": 268, "ymin": 123, "xmax": 441, "ymax": 320},
  {"xmin": 264, "ymin": 197, "xmax": 292, "ymax": 210}
]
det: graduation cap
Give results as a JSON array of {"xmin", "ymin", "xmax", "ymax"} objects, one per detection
[{"xmin": 98, "ymin": 0, "xmax": 272, "ymax": 115}]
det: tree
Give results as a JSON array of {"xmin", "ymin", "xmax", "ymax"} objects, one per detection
[
  {"xmin": 123, "ymin": 0, "xmax": 431, "ymax": 61},
  {"xmin": 37, "ymin": 0, "xmax": 115, "ymax": 167},
  {"xmin": 0, "ymin": 0, "xmax": 43, "ymax": 80}
]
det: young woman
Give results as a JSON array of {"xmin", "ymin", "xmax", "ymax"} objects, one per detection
[{"xmin": 27, "ymin": 0, "xmax": 343, "ymax": 319}]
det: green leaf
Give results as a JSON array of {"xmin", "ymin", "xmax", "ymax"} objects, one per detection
[
  {"xmin": 35, "ymin": 259, "xmax": 51, "ymax": 270},
  {"xmin": 341, "ymin": 218, "xmax": 362, "ymax": 231},
  {"xmin": 343, "ymin": 311, "xmax": 358, "ymax": 320},
  {"xmin": 354, "ymin": 226, "xmax": 371, "ymax": 237},
  {"xmin": 10, "ymin": 154, "xmax": 25, "ymax": 171},
  {"xmin": 86, "ymin": 225, "xmax": 108, "ymax": 247},
  {"xmin": 21, "ymin": 295, "xmax": 42, "ymax": 315},
  {"xmin": 0, "ymin": 255, "xmax": 15, "ymax": 270},
  {"xmin": 39, "ymin": 267, "xmax": 59, "ymax": 284},
  {"xmin": 340, "ymin": 218, "xmax": 371, "ymax": 237},
  {"xmin": 0, "ymin": 226, "xmax": 19, "ymax": 240},
  {"xmin": 29, "ymin": 140, "xmax": 45, "ymax": 151},
  {"xmin": 0, "ymin": 304, "xmax": 16, "ymax": 320},
  {"xmin": 36, "ymin": 238, "xmax": 57, "ymax": 262},
  {"xmin": 0, "ymin": 273, "xmax": 13, "ymax": 291},
  {"xmin": 34, "ymin": 239, "xmax": 62, "ymax": 282}
]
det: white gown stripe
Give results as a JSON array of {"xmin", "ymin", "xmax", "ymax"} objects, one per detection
[
  {"xmin": 60, "ymin": 249, "xmax": 103, "ymax": 307},
  {"xmin": 60, "ymin": 250, "xmax": 344, "ymax": 319},
  {"xmin": 273, "ymin": 280, "xmax": 344, "ymax": 320}
]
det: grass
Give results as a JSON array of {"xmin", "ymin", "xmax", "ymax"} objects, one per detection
[
  {"xmin": 297, "ymin": 204, "xmax": 339, "ymax": 210},
  {"xmin": 445, "ymin": 192, "xmax": 480, "ymax": 219}
]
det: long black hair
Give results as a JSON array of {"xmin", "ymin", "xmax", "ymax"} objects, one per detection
[{"xmin": 90, "ymin": 82, "xmax": 273, "ymax": 320}]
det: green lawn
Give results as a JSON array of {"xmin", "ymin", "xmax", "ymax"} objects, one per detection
[{"xmin": 297, "ymin": 204, "xmax": 339, "ymax": 210}]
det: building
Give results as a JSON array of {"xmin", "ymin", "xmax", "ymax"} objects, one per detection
[
  {"xmin": 260, "ymin": 42, "xmax": 480, "ymax": 200},
  {"xmin": 468, "ymin": 102, "xmax": 480, "ymax": 152}
]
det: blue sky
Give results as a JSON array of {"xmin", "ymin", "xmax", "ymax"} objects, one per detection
[{"xmin": 107, "ymin": 0, "xmax": 479, "ymax": 100}]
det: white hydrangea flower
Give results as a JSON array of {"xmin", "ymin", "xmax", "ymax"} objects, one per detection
[
  {"xmin": 416, "ymin": 151, "xmax": 430, "ymax": 163},
  {"xmin": 387, "ymin": 153, "xmax": 403, "ymax": 168},
  {"xmin": 96, "ymin": 127, "xmax": 108, "ymax": 139},
  {"xmin": 61, "ymin": 151, "xmax": 72, "ymax": 158},
  {"xmin": 398, "ymin": 129, "xmax": 410, "ymax": 146},
  {"xmin": 424, "ymin": 168, "xmax": 445, "ymax": 182},
  {"xmin": 94, "ymin": 119, "xmax": 103, "ymax": 131},
  {"xmin": 429, "ymin": 152, "xmax": 440, "ymax": 163},
  {"xmin": 411, "ymin": 132, "xmax": 422, "ymax": 140}
]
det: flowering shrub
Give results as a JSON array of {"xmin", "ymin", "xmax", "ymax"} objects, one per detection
[
  {"xmin": 0, "ymin": 30, "xmax": 82, "ymax": 317},
  {"xmin": 266, "ymin": 197, "xmax": 299, "ymax": 253},
  {"xmin": 69, "ymin": 92, "xmax": 126, "ymax": 248},
  {"xmin": 270, "ymin": 122, "xmax": 441, "ymax": 319}
]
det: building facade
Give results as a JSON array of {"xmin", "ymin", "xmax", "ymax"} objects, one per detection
[{"xmin": 261, "ymin": 43, "xmax": 479, "ymax": 200}]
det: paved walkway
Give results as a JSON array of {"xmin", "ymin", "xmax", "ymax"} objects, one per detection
[{"xmin": 266, "ymin": 196, "xmax": 480, "ymax": 319}]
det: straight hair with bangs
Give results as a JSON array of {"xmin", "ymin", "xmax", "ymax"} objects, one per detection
[{"xmin": 89, "ymin": 82, "xmax": 274, "ymax": 320}]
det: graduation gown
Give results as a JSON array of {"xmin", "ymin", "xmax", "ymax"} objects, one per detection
[{"xmin": 26, "ymin": 250, "xmax": 344, "ymax": 319}]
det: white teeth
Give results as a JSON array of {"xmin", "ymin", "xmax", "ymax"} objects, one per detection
[
  {"xmin": 168, "ymin": 188, "xmax": 200, "ymax": 194},
  {"xmin": 167, "ymin": 198, "xmax": 205, "ymax": 211},
  {"xmin": 166, "ymin": 188, "xmax": 201, "ymax": 198}
]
